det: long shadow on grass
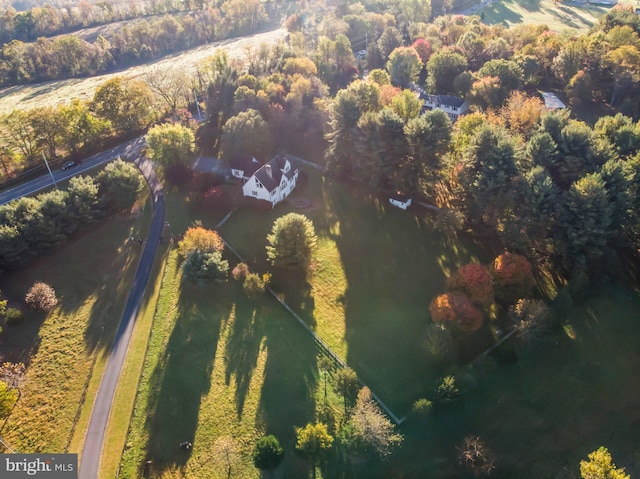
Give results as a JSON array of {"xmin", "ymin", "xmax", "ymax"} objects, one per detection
[
  {"xmin": 258, "ymin": 303, "xmax": 318, "ymax": 451},
  {"xmin": 224, "ymin": 290, "xmax": 266, "ymax": 418},
  {"xmin": 323, "ymin": 181, "xmax": 485, "ymax": 412},
  {"xmin": 143, "ymin": 283, "xmax": 231, "ymax": 472}
]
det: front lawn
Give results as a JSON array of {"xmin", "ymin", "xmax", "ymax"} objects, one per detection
[{"xmin": 221, "ymin": 170, "xmax": 489, "ymax": 414}]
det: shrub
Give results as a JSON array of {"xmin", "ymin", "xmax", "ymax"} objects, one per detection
[
  {"xmin": 447, "ymin": 263, "xmax": 494, "ymax": 307},
  {"xmin": 421, "ymin": 323, "xmax": 456, "ymax": 364},
  {"xmin": 510, "ymin": 299, "xmax": 551, "ymax": 344},
  {"xmin": 458, "ymin": 436, "xmax": 496, "ymax": 476},
  {"xmin": 25, "ymin": 282, "xmax": 58, "ymax": 312},
  {"xmin": 243, "ymin": 273, "xmax": 269, "ymax": 299},
  {"xmin": 231, "ymin": 262, "xmax": 249, "ymax": 281},
  {"xmin": 178, "ymin": 226, "xmax": 224, "ymax": 258},
  {"xmin": 492, "ymin": 252, "xmax": 535, "ymax": 303},
  {"xmin": 430, "ymin": 291, "xmax": 483, "ymax": 332},
  {"xmin": 0, "ymin": 380, "xmax": 18, "ymax": 418},
  {"xmin": 5, "ymin": 308, "xmax": 24, "ymax": 326},
  {"xmin": 411, "ymin": 398, "xmax": 433, "ymax": 420},
  {"xmin": 436, "ymin": 375, "xmax": 461, "ymax": 405},
  {"xmin": 252, "ymin": 435, "xmax": 284, "ymax": 472},
  {"xmin": 182, "ymin": 250, "xmax": 229, "ymax": 286}
]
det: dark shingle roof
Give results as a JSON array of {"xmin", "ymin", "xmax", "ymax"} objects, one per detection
[
  {"xmin": 192, "ymin": 156, "xmax": 222, "ymax": 173},
  {"xmin": 228, "ymin": 154, "xmax": 262, "ymax": 176},
  {"xmin": 420, "ymin": 93, "xmax": 466, "ymax": 108},
  {"xmin": 254, "ymin": 154, "xmax": 297, "ymax": 192}
]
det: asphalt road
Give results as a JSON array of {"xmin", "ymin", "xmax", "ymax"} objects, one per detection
[
  {"xmin": 0, "ymin": 136, "xmax": 146, "ymax": 206},
  {"xmin": 79, "ymin": 157, "xmax": 165, "ymax": 479}
]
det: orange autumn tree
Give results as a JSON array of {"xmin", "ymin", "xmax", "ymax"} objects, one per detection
[
  {"xmin": 447, "ymin": 263, "xmax": 494, "ymax": 307},
  {"xmin": 178, "ymin": 226, "xmax": 224, "ymax": 258},
  {"xmin": 430, "ymin": 291, "xmax": 483, "ymax": 332},
  {"xmin": 492, "ymin": 252, "xmax": 535, "ymax": 303}
]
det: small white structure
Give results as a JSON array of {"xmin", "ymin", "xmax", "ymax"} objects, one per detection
[
  {"xmin": 541, "ymin": 91, "xmax": 566, "ymax": 110},
  {"xmin": 242, "ymin": 154, "xmax": 300, "ymax": 207},
  {"xmin": 228, "ymin": 154, "xmax": 263, "ymax": 181},
  {"xmin": 420, "ymin": 93, "xmax": 468, "ymax": 121},
  {"xmin": 389, "ymin": 194, "xmax": 412, "ymax": 210}
]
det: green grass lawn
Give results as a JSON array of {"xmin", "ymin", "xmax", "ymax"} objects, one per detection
[
  {"xmin": 0, "ymin": 191, "xmax": 152, "ymax": 453},
  {"xmin": 221, "ymin": 171, "xmax": 489, "ymax": 414},
  {"xmin": 118, "ymin": 250, "xmax": 338, "ymax": 479},
  {"xmin": 476, "ymin": 0, "xmax": 609, "ymax": 33},
  {"xmin": 382, "ymin": 285, "xmax": 640, "ymax": 478}
]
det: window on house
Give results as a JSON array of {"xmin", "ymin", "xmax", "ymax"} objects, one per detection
[
  {"xmin": 252, "ymin": 190, "xmax": 258, "ymax": 196},
  {"xmin": 256, "ymin": 180, "xmax": 263, "ymax": 188}
]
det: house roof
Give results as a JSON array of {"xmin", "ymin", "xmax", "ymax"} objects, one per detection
[
  {"xmin": 540, "ymin": 92, "xmax": 566, "ymax": 110},
  {"xmin": 420, "ymin": 93, "xmax": 466, "ymax": 108},
  {"xmin": 228, "ymin": 154, "xmax": 262, "ymax": 176},
  {"xmin": 254, "ymin": 154, "xmax": 296, "ymax": 192},
  {"xmin": 390, "ymin": 193, "xmax": 411, "ymax": 203}
]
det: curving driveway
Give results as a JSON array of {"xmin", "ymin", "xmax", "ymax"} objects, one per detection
[{"xmin": 79, "ymin": 157, "xmax": 164, "ymax": 479}]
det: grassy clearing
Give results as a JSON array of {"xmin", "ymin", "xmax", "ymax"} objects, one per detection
[
  {"xmin": 0, "ymin": 190, "xmax": 152, "ymax": 453},
  {"xmin": 476, "ymin": 0, "xmax": 608, "ymax": 33},
  {"xmin": 118, "ymin": 250, "xmax": 337, "ymax": 479},
  {"xmin": 0, "ymin": 27, "xmax": 286, "ymax": 114},
  {"xmin": 221, "ymin": 170, "xmax": 489, "ymax": 413},
  {"xmin": 386, "ymin": 286, "xmax": 640, "ymax": 478}
]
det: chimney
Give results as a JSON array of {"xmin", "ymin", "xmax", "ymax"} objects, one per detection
[{"xmin": 265, "ymin": 164, "xmax": 272, "ymax": 179}]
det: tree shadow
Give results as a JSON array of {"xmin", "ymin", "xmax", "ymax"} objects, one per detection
[
  {"xmin": 271, "ymin": 268, "xmax": 316, "ymax": 329},
  {"xmin": 142, "ymin": 282, "xmax": 231, "ymax": 471},
  {"xmin": 324, "ymin": 180, "xmax": 489, "ymax": 412},
  {"xmin": 257, "ymin": 304, "xmax": 319, "ymax": 451},
  {"xmin": 224, "ymin": 292, "xmax": 267, "ymax": 418}
]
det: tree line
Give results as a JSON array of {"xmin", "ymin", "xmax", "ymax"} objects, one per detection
[
  {"xmin": 0, "ymin": 0, "xmax": 266, "ymax": 86},
  {"xmin": 0, "ymin": 159, "xmax": 142, "ymax": 273}
]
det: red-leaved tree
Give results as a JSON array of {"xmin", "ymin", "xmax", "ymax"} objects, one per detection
[
  {"xmin": 430, "ymin": 291, "xmax": 483, "ymax": 332},
  {"xmin": 412, "ymin": 38, "xmax": 432, "ymax": 63},
  {"xmin": 492, "ymin": 253, "xmax": 535, "ymax": 303},
  {"xmin": 447, "ymin": 263, "xmax": 494, "ymax": 307}
]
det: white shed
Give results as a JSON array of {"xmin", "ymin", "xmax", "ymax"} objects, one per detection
[{"xmin": 389, "ymin": 194, "xmax": 412, "ymax": 210}]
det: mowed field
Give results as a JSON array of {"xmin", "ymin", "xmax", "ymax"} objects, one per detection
[
  {"xmin": 0, "ymin": 187, "xmax": 152, "ymax": 454},
  {"xmin": 474, "ymin": 0, "xmax": 610, "ymax": 32},
  {"xmin": 0, "ymin": 27, "xmax": 287, "ymax": 114}
]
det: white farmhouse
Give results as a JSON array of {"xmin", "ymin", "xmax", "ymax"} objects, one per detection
[
  {"xmin": 420, "ymin": 93, "xmax": 468, "ymax": 121},
  {"xmin": 242, "ymin": 154, "xmax": 300, "ymax": 207}
]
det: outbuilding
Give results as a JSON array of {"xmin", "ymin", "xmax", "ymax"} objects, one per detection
[{"xmin": 389, "ymin": 194, "xmax": 412, "ymax": 210}]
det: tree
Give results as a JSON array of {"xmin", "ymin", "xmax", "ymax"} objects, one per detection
[
  {"xmin": 387, "ymin": 47, "xmax": 422, "ymax": 88},
  {"xmin": 377, "ymin": 27, "xmax": 403, "ymax": 61},
  {"xmin": 266, "ymin": 213, "xmax": 317, "ymax": 269},
  {"xmin": 459, "ymin": 436, "xmax": 496, "ymax": 476},
  {"xmin": 25, "ymin": 281, "xmax": 58, "ymax": 312},
  {"xmin": 0, "ymin": 362, "xmax": 25, "ymax": 389},
  {"xmin": 426, "ymin": 51, "xmax": 468, "ymax": 94},
  {"xmin": 412, "ymin": 38, "xmax": 432, "ymax": 63},
  {"xmin": 347, "ymin": 386, "xmax": 402, "ymax": 458},
  {"xmin": 221, "ymin": 108, "xmax": 272, "ymax": 159},
  {"xmin": 334, "ymin": 367, "xmax": 360, "ymax": 415},
  {"xmin": 66, "ymin": 175, "xmax": 102, "ymax": 228},
  {"xmin": 446, "ymin": 263, "xmax": 494, "ymax": 307},
  {"xmin": 92, "ymin": 77, "xmax": 154, "ymax": 131},
  {"xmin": 326, "ymin": 89, "xmax": 362, "ymax": 174},
  {"xmin": 243, "ymin": 272, "xmax": 268, "ymax": 299},
  {"xmin": 212, "ymin": 436, "xmax": 241, "ymax": 479},
  {"xmin": 368, "ymin": 69, "xmax": 391, "ymax": 86},
  {"xmin": 580, "ymin": 447, "xmax": 630, "ymax": 479},
  {"xmin": 296, "ymin": 423, "xmax": 333, "ymax": 479},
  {"xmin": 0, "ymin": 380, "xmax": 18, "ymax": 418},
  {"xmin": 146, "ymin": 122, "xmax": 195, "ymax": 169},
  {"xmin": 429, "ymin": 291, "xmax": 483, "ymax": 332},
  {"xmin": 96, "ymin": 159, "xmax": 142, "ymax": 213},
  {"xmin": 252, "ymin": 435, "xmax": 284, "ymax": 473},
  {"xmin": 178, "ymin": 226, "xmax": 224, "ymax": 258},
  {"xmin": 492, "ymin": 253, "xmax": 535, "ymax": 303},
  {"xmin": 182, "ymin": 250, "xmax": 229, "ymax": 285}
]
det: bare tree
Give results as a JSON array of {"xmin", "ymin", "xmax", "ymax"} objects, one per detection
[
  {"xmin": 212, "ymin": 436, "xmax": 241, "ymax": 479},
  {"xmin": 144, "ymin": 70, "xmax": 190, "ymax": 115},
  {"xmin": 458, "ymin": 436, "xmax": 496, "ymax": 476}
]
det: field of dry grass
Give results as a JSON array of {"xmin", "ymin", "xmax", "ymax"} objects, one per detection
[{"xmin": 0, "ymin": 27, "xmax": 286, "ymax": 114}]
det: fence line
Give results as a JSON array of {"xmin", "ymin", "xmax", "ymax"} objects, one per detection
[
  {"xmin": 65, "ymin": 325, "xmax": 105, "ymax": 453},
  {"xmin": 220, "ymin": 236, "xmax": 406, "ymax": 425}
]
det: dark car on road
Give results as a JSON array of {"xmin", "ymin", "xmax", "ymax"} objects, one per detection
[{"xmin": 61, "ymin": 160, "xmax": 81, "ymax": 170}]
